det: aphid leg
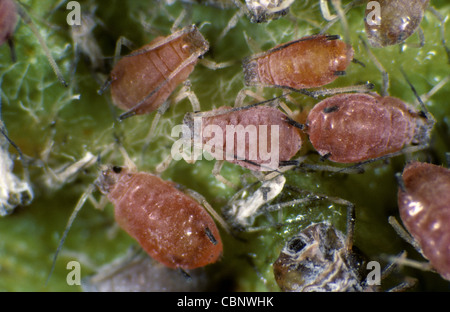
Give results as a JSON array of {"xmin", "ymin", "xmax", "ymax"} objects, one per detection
[
  {"xmin": 47, "ymin": 183, "xmax": 97, "ymax": 284},
  {"xmin": 320, "ymin": 0, "xmax": 337, "ymax": 21},
  {"xmin": 360, "ymin": 36, "xmax": 389, "ymax": 96},
  {"xmin": 199, "ymin": 58, "xmax": 235, "ymax": 70},
  {"xmin": 142, "ymin": 83, "xmax": 198, "ymax": 149},
  {"xmin": 118, "ymin": 146, "xmax": 137, "ymax": 173},
  {"xmin": 213, "ymin": 160, "xmax": 237, "ymax": 189},
  {"xmin": 331, "ymin": 0, "xmax": 350, "ymax": 46},
  {"xmin": 183, "ymin": 188, "xmax": 231, "ymax": 234},
  {"xmin": 234, "ymin": 88, "xmax": 267, "ymax": 108},
  {"xmin": 155, "ymin": 153, "xmax": 174, "ymax": 174},
  {"xmin": 217, "ymin": 2, "xmax": 245, "ymax": 41},
  {"xmin": 364, "ymin": 251, "xmax": 417, "ymax": 292},
  {"xmin": 417, "ymin": 75, "xmax": 449, "ymax": 104},
  {"xmin": 387, "ymin": 216, "xmax": 423, "ymax": 254},
  {"xmin": 426, "ymin": 6, "xmax": 450, "ymax": 63},
  {"xmin": 15, "ymin": 3, "xmax": 68, "ymax": 87}
]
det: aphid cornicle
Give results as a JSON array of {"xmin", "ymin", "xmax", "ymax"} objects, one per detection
[
  {"xmin": 304, "ymin": 92, "xmax": 434, "ymax": 163},
  {"xmin": 365, "ymin": 0, "xmax": 430, "ymax": 48},
  {"xmin": 95, "ymin": 166, "xmax": 223, "ymax": 270},
  {"xmin": 242, "ymin": 34, "xmax": 354, "ymax": 91},
  {"xmin": 397, "ymin": 161, "xmax": 450, "ymax": 281},
  {"xmin": 108, "ymin": 25, "xmax": 209, "ymax": 119}
]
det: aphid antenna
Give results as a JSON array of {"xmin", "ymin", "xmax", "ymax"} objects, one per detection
[
  {"xmin": 46, "ymin": 182, "xmax": 96, "ymax": 286},
  {"xmin": 399, "ymin": 67, "xmax": 436, "ymax": 127},
  {"xmin": 330, "ymin": 0, "xmax": 351, "ymax": 46},
  {"xmin": 15, "ymin": 2, "xmax": 68, "ymax": 87},
  {"xmin": 290, "ymin": 82, "xmax": 374, "ymax": 99},
  {"xmin": 387, "ymin": 216, "xmax": 423, "ymax": 254}
]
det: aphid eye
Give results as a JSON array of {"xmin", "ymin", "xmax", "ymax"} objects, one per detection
[
  {"xmin": 288, "ymin": 238, "xmax": 306, "ymax": 253},
  {"xmin": 112, "ymin": 166, "xmax": 123, "ymax": 174}
]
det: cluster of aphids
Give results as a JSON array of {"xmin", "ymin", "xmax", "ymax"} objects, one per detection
[{"xmin": 1, "ymin": 0, "xmax": 449, "ymax": 291}]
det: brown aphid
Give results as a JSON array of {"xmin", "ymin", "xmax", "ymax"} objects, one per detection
[
  {"xmin": 397, "ymin": 161, "xmax": 450, "ymax": 281},
  {"xmin": 305, "ymin": 92, "xmax": 433, "ymax": 163},
  {"xmin": 365, "ymin": 0, "xmax": 429, "ymax": 47},
  {"xmin": 96, "ymin": 166, "xmax": 223, "ymax": 270},
  {"xmin": 109, "ymin": 25, "xmax": 209, "ymax": 119},
  {"xmin": 0, "ymin": 0, "xmax": 17, "ymax": 48},
  {"xmin": 243, "ymin": 34, "xmax": 354, "ymax": 91},
  {"xmin": 184, "ymin": 104, "xmax": 302, "ymax": 171}
]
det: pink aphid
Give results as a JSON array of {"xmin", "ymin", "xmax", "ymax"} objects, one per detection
[
  {"xmin": 184, "ymin": 105, "xmax": 302, "ymax": 171},
  {"xmin": 305, "ymin": 92, "xmax": 433, "ymax": 163},
  {"xmin": 96, "ymin": 166, "xmax": 223, "ymax": 270},
  {"xmin": 397, "ymin": 161, "xmax": 450, "ymax": 281}
]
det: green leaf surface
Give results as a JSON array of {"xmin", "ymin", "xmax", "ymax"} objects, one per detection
[{"xmin": 0, "ymin": 0, "xmax": 449, "ymax": 291}]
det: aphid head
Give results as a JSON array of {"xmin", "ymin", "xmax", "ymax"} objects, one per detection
[{"xmin": 95, "ymin": 165, "xmax": 126, "ymax": 194}]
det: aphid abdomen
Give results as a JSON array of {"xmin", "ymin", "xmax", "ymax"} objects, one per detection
[
  {"xmin": 307, "ymin": 93, "xmax": 416, "ymax": 163},
  {"xmin": 398, "ymin": 162, "xmax": 450, "ymax": 280},
  {"xmin": 110, "ymin": 27, "xmax": 208, "ymax": 115},
  {"xmin": 0, "ymin": 0, "xmax": 17, "ymax": 46},
  {"xmin": 244, "ymin": 35, "xmax": 353, "ymax": 89},
  {"xmin": 199, "ymin": 106, "xmax": 302, "ymax": 170},
  {"xmin": 108, "ymin": 171, "xmax": 223, "ymax": 269}
]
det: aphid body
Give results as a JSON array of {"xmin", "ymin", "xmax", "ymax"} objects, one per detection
[
  {"xmin": 109, "ymin": 25, "xmax": 209, "ymax": 116},
  {"xmin": 223, "ymin": 174, "xmax": 286, "ymax": 230},
  {"xmin": 244, "ymin": 0, "xmax": 294, "ymax": 23},
  {"xmin": 96, "ymin": 166, "xmax": 223, "ymax": 270},
  {"xmin": 243, "ymin": 35, "xmax": 353, "ymax": 91},
  {"xmin": 184, "ymin": 105, "xmax": 302, "ymax": 171},
  {"xmin": 273, "ymin": 223, "xmax": 368, "ymax": 292},
  {"xmin": 365, "ymin": 0, "xmax": 430, "ymax": 47},
  {"xmin": 0, "ymin": 0, "xmax": 17, "ymax": 47},
  {"xmin": 397, "ymin": 161, "xmax": 450, "ymax": 281},
  {"xmin": 305, "ymin": 92, "xmax": 433, "ymax": 163}
]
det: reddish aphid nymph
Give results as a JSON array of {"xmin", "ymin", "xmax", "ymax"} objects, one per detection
[
  {"xmin": 397, "ymin": 161, "xmax": 450, "ymax": 281},
  {"xmin": 0, "ymin": 0, "xmax": 17, "ymax": 47},
  {"xmin": 305, "ymin": 92, "xmax": 433, "ymax": 163},
  {"xmin": 96, "ymin": 166, "xmax": 223, "ymax": 270},
  {"xmin": 109, "ymin": 25, "xmax": 209, "ymax": 117},
  {"xmin": 243, "ymin": 34, "xmax": 353, "ymax": 90},
  {"xmin": 185, "ymin": 105, "xmax": 302, "ymax": 171}
]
